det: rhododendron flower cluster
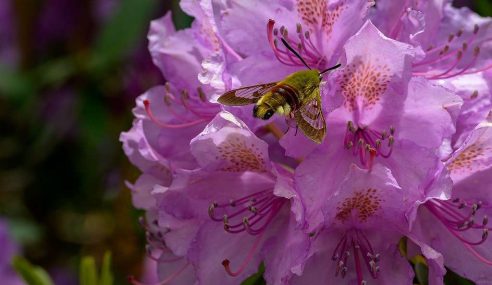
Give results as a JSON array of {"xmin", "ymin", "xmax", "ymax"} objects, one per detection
[{"xmin": 121, "ymin": 0, "xmax": 492, "ymax": 284}]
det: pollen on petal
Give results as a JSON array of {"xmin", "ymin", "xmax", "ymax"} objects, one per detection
[
  {"xmin": 336, "ymin": 188, "xmax": 382, "ymax": 223},
  {"xmin": 338, "ymin": 60, "xmax": 391, "ymax": 111},
  {"xmin": 217, "ymin": 134, "xmax": 267, "ymax": 172},
  {"xmin": 448, "ymin": 143, "xmax": 490, "ymax": 173},
  {"xmin": 296, "ymin": 0, "xmax": 346, "ymax": 37},
  {"xmin": 296, "ymin": 0, "xmax": 327, "ymax": 28},
  {"xmin": 322, "ymin": 1, "xmax": 346, "ymax": 37}
]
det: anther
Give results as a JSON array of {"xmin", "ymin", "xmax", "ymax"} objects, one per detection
[
  {"xmin": 474, "ymin": 24, "xmax": 480, "ymax": 34},
  {"xmin": 483, "ymin": 216, "xmax": 488, "ymax": 226},
  {"xmin": 474, "ymin": 47, "xmax": 480, "ymax": 57},
  {"xmin": 388, "ymin": 136, "xmax": 395, "ymax": 146},
  {"xmin": 346, "ymin": 141, "xmax": 354, "ymax": 149},
  {"xmin": 208, "ymin": 203, "xmax": 216, "ymax": 216},
  {"xmin": 472, "ymin": 203, "xmax": 479, "ymax": 214},
  {"xmin": 457, "ymin": 50, "xmax": 463, "ymax": 60},
  {"xmin": 341, "ymin": 267, "xmax": 348, "ymax": 277},
  {"xmin": 181, "ymin": 90, "xmax": 189, "ymax": 100},
  {"xmin": 347, "ymin": 121, "xmax": 356, "ymax": 132},
  {"xmin": 482, "ymin": 229, "xmax": 488, "ymax": 241},
  {"xmin": 457, "ymin": 29, "xmax": 463, "ymax": 37},
  {"xmin": 390, "ymin": 126, "xmax": 395, "ymax": 134},
  {"xmin": 369, "ymin": 260, "xmax": 377, "ymax": 273},
  {"xmin": 304, "ymin": 31, "xmax": 310, "ymax": 39},
  {"xmin": 197, "ymin": 87, "xmax": 207, "ymax": 102},
  {"xmin": 439, "ymin": 45, "xmax": 450, "ymax": 55},
  {"xmin": 273, "ymin": 38, "xmax": 279, "ymax": 48},
  {"xmin": 280, "ymin": 26, "xmax": 288, "ymax": 37},
  {"xmin": 462, "ymin": 42, "xmax": 468, "ymax": 51},
  {"xmin": 163, "ymin": 94, "xmax": 172, "ymax": 106},
  {"xmin": 448, "ymin": 34, "xmax": 455, "ymax": 42},
  {"xmin": 296, "ymin": 23, "xmax": 302, "ymax": 33},
  {"xmin": 471, "ymin": 90, "xmax": 479, "ymax": 99},
  {"xmin": 375, "ymin": 139, "xmax": 382, "ymax": 148}
]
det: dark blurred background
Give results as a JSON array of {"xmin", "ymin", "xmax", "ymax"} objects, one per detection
[
  {"xmin": 0, "ymin": 0, "xmax": 192, "ymax": 284},
  {"xmin": 0, "ymin": 0, "xmax": 490, "ymax": 284}
]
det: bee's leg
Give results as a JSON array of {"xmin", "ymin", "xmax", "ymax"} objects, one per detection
[
  {"xmin": 295, "ymin": 125, "xmax": 299, "ymax": 136},
  {"xmin": 285, "ymin": 113, "xmax": 296, "ymax": 134},
  {"xmin": 284, "ymin": 118, "xmax": 290, "ymax": 134}
]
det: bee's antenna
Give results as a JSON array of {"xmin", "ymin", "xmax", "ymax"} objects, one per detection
[
  {"xmin": 319, "ymin": 63, "xmax": 341, "ymax": 75},
  {"xmin": 280, "ymin": 38, "xmax": 311, "ymax": 70}
]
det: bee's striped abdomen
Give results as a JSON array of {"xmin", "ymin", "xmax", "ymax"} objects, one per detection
[{"xmin": 272, "ymin": 84, "xmax": 300, "ymax": 112}]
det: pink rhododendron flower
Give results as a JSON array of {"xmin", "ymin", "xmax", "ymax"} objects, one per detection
[
  {"xmin": 411, "ymin": 121, "xmax": 492, "ymax": 284},
  {"xmin": 122, "ymin": 0, "xmax": 492, "ymax": 284}
]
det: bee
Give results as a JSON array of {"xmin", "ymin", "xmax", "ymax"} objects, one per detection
[{"xmin": 217, "ymin": 38, "xmax": 340, "ymax": 143}]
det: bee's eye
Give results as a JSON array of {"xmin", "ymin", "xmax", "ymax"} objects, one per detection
[
  {"xmin": 264, "ymin": 110, "xmax": 274, "ymax": 120},
  {"xmin": 253, "ymin": 105, "xmax": 259, "ymax": 117}
]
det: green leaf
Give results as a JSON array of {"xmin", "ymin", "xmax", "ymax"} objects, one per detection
[
  {"xmin": 99, "ymin": 251, "xmax": 113, "ymax": 285},
  {"xmin": 91, "ymin": 0, "xmax": 157, "ymax": 72},
  {"xmin": 476, "ymin": 0, "xmax": 492, "ymax": 17},
  {"xmin": 12, "ymin": 256, "xmax": 54, "ymax": 285},
  {"xmin": 241, "ymin": 263, "xmax": 266, "ymax": 285},
  {"xmin": 80, "ymin": 256, "xmax": 98, "ymax": 285},
  {"xmin": 444, "ymin": 268, "xmax": 475, "ymax": 285},
  {"xmin": 171, "ymin": 0, "xmax": 193, "ymax": 29},
  {"xmin": 414, "ymin": 261, "xmax": 429, "ymax": 285},
  {"xmin": 0, "ymin": 66, "xmax": 35, "ymax": 100}
]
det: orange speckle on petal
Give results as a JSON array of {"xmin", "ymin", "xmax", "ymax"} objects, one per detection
[{"xmin": 336, "ymin": 188, "xmax": 382, "ymax": 223}]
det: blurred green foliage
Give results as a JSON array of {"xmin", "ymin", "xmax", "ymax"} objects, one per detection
[
  {"xmin": 13, "ymin": 252, "xmax": 113, "ymax": 285},
  {"xmin": 13, "ymin": 257, "xmax": 55, "ymax": 285}
]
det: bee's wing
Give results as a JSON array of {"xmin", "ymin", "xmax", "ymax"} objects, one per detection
[
  {"xmin": 217, "ymin": 82, "xmax": 277, "ymax": 106},
  {"xmin": 294, "ymin": 89, "xmax": 326, "ymax": 143}
]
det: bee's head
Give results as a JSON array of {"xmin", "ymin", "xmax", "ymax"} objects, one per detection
[{"xmin": 253, "ymin": 104, "xmax": 275, "ymax": 120}]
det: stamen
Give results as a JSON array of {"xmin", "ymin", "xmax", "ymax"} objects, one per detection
[
  {"xmin": 267, "ymin": 19, "xmax": 325, "ymax": 69},
  {"xmin": 426, "ymin": 198, "xmax": 492, "ymax": 265},
  {"xmin": 208, "ymin": 190, "xmax": 286, "ymax": 235},
  {"xmin": 344, "ymin": 122, "xmax": 395, "ymax": 169},
  {"xmin": 332, "ymin": 230, "xmax": 380, "ymax": 282},
  {"xmin": 143, "ymin": 100, "xmax": 208, "ymax": 129},
  {"xmin": 413, "ymin": 24, "xmax": 492, "ymax": 79}
]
